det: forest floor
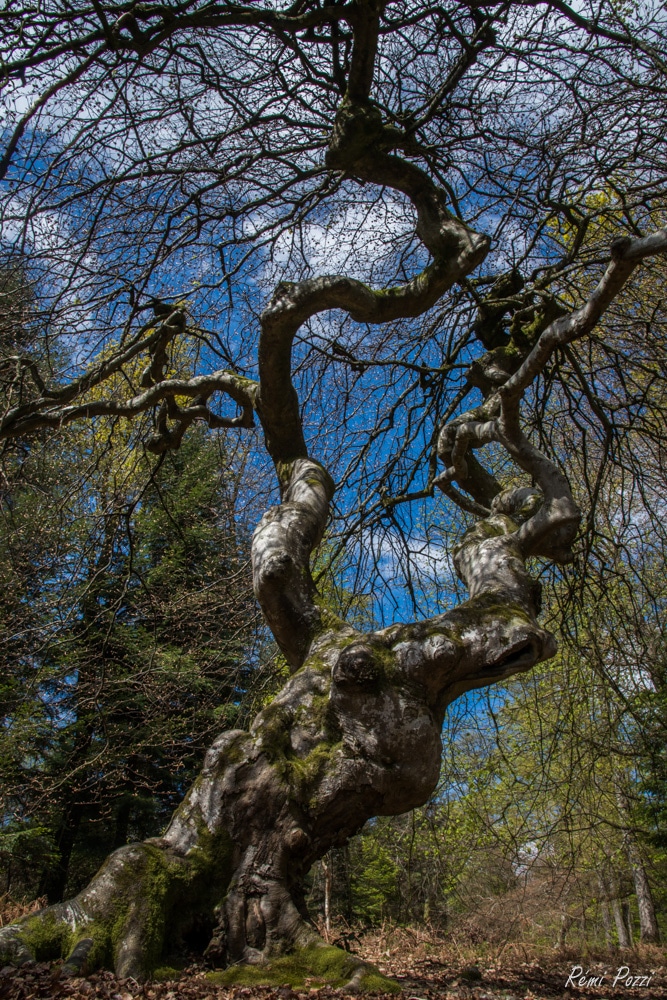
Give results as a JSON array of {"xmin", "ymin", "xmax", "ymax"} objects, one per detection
[{"xmin": 0, "ymin": 931, "xmax": 665, "ymax": 1000}]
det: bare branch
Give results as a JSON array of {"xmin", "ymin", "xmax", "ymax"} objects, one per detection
[{"xmin": 500, "ymin": 229, "xmax": 667, "ymax": 404}]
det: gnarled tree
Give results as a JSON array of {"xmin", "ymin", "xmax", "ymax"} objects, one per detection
[{"xmin": 1, "ymin": 0, "xmax": 666, "ymax": 984}]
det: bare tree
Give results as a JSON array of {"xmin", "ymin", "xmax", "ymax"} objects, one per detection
[{"xmin": 0, "ymin": 0, "xmax": 666, "ymax": 984}]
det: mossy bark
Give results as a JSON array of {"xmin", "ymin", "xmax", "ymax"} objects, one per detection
[
  {"xmin": 0, "ymin": 11, "xmax": 580, "ymax": 989},
  {"xmin": 0, "ymin": 490, "xmax": 557, "ymax": 983}
]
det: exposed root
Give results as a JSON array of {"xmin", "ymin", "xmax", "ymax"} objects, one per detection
[{"xmin": 206, "ymin": 942, "xmax": 400, "ymax": 993}]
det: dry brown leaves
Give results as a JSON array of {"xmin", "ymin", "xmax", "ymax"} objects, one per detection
[
  {"xmin": 0, "ymin": 948, "xmax": 665, "ymax": 1000},
  {"xmin": 0, "ymin": 899, "xmax": 47, "ymax": 929}
]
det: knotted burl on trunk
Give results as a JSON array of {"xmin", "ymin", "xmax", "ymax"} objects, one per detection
[{"xmin": 0, "ymin": 481, "xmax": 561, "ymax": 984}]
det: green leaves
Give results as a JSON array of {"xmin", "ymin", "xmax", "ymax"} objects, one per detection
[{"xmin": 0, "ymin": 422, "xmax": 260, "ymax": 902}]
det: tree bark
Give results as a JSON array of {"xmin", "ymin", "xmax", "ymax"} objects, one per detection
[
  {"xmin": 612, "ymin": 896, "xmax": 632, "ymax": 949},
  {"xmin": 599, "ymin": 868, "xmax": 632, "ymax": 949},
  {"xmin": 627, "ymin": 851, "xmax": 660, "ymax": 944},
  {"xmin": 0, "ymin": 481, "xmax": 560, "ymax": 980},
  {"xmin": 555, "ymin": 913, "xmax": 573, "ymax": 950},
  {"xmin": 323, "ymin": 854, "xmax": 333, "ymax": 940},
  {"xmin": 616, "ymin": 785, "xmax": 660, "ymax": 943},
  {"xmin": 600, "ymin": 898, "xmax": 613, "ymax": 948},
  {"xmin": 0, "ymin": 3, "xmax": 590, "ymax": 985}
]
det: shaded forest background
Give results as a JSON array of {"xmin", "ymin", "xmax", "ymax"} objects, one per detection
[{"xmin": 2, "ymin": 259, "xmax": 667, "ymax": 961}]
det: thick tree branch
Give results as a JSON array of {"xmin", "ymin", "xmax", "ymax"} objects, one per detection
[
  {"xmin": 344, "ymin": 0, "xmax": 384, "ymax": 101},
  {"xmin": 437, "ymin": 229, "xmax": 667, "ymax": 560},
  {"xmin": 1, "ymin": 369, "xmax": 256, "ymax": 441},
  {"xmin": 435, "ymin": 398, "xmax": 502, "ymax": 508},
  {"xmin": 252, "ymin": 458, "xmax": 335, "ymax": 670},
  {"xmin": 500, "ymin": 229, "xmax": 667, "ymax": 404},
  {"xmin": 252, "ymin": 16, "xmax": 490, "ymax": 663},
  {"xmin": 1, "ymin": 308, "xmax": 185, "ymax": 434}
]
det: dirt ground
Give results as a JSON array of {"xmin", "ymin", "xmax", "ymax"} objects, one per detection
[{"xmin": 1, "ymin": 941, "xmax": 664, "ymax": 1000}]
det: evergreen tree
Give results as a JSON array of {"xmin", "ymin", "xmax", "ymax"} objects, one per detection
[{"xmin": 0, "ymin": 426, "xmax": 260, "ymax": 902}]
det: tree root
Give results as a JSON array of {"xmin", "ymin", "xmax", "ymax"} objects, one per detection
[
  {"xmin": 206, "ymin": 941, "xmax": 400, "ymax": 993},
  {"xmin": 0, "ymin": 833, "xmax": 233, "ymax": 980}
]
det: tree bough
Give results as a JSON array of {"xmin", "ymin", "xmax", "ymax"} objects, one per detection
[
  {"xmin": 0, "ymin": 480, "xmax": 560, "ymax": 980},
  {"xmin": 2, "ymin": 0, "xmax": 667, "ymax": 986}
]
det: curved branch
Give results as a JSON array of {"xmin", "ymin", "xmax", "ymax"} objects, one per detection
[
  {"xmin": 438, "ymin": 417, "xmax": 499, "ymax": 485},
  {"xmin": 437, "ymin": 229, "xmax": 667, "ymax": 558},
  {"xmin": 1, "ymin": 308, "xmax": 187, "ymax": 438},
  {"xmin": 434, "ymin": 479, "xmax": 492, "ymax": 518},
  {"xmin": 252, "ymin": 10, "xmax": 491, "ymax": 662},
  {"xmin": 256, "ymin": 104, "xmax": 489, "ymax": 464},
  {"xmin": 437, "ymin": 392, "xmax": 581, "ymax": 562},
  {"xmin": 252, "ymin": 458, "xmax": 335, "ymax": 670},
  {"xmin": 496, "ymin": 403, "xmax": 580, "ymax": 562},
  {"xmin": 500, "ymin": 229, "xmax": 667, "ymax": 404},
  {"xmin": 1, "ymin": 369, "xmax": 257, "ymax": 442},
  {"xmin": 436, "ymin": 397, "xmax": 502, "ymax": 507}
]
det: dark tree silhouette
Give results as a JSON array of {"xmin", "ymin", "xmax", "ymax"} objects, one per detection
[{"xmin": 1, "ymin": 0, "xmax": 666, "ymax": 984}]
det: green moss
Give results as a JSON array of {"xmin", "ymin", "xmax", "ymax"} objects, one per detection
[
  {"xmin": 63, "ymin": 922, "xmax": 114, "ymax": 973},
  {"xmin": 276, "ymin": 459, "xmax": 296, "ymax": 490},
  {"xmin": 468, "ymin": 594, "xmax": 532, "ymax": 623},
  {"xmin": 357, "ymin": 967, "xmax": 402, "ymax": 993},
  {"xmin": 125, "ymin": 845, "xmax": 173, "ymax": 971},
  {"xmin": 3, "ymin": 824, "xmax": 234, "ymax": 978},
  {"xmin": 189, "ymin": 824, "xmax": 235, "ymax": 890},
  {"xmin": 312, "ymin": 608, "xmax": 346, "ymax": 639},
  {"xmin": 152, "ymin": 964, "xmax": 185, "ymax": 980},
  {"xmin": 215, "ymin": 733, "xmax": 249, "ymax": 766},
  {"xmin": 105, "ymin": 828, "xmax": 233, "ymax": 977},
  {"xmin": 255, "ymin": 678, "xmax": 343, "ymax": 800},
  {"xmin": 440, "ymin": 592, "xmax": 536, "ymax": 654},
  {"xmin": 293, "ymin": 688, "xmax": 341, "ymax": 742},
  {"xmin": 256, "ymin": 702, "xmax": 293, "ymax": 761},
  {"xmin": 19, "ymin": 912, "xmax": 72, "ymax": 962},
  {"xmin": 295, "ymin": 690, "xmax": 325, "ymax": 723},
  {"xmin": 143, "ymin": 827, "xmax": 234, "ymax": 974},
  {"xmin": 287, "ymin": 740, "xmax": 341, "ymax": 798},
  {"xmin": 373, "ymin": 643, "xmax": 398, "ymax": 681},
  {"xmin": 228, "ymin": 373, "xmax": 258, "ymax": 391},
  {"xmin": 207, "ymin": 943, "xmax": 400, "ymax": 993},
  {"xmin": 274, "ymin": 458, "xmax": 334, "ymax": 496},
  {"xmin": 456, "ymin": 513, "xmax": 518, "ymax": 545},
  {"xmin": 509, "ymin": 294, "xmax": 568, "ymax": 352}
]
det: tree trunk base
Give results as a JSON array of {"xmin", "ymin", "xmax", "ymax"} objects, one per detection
[
  {"xmin": 0, "ymin": 494, "xmax": 560, "ymax": 986},
  {"xmin": 0, "ymin": 881, "xmax": 397, "ymax": 993},
  {"xmin": 207, "ymin": 942, "xmax": 399, "ymax": 993},
  {"xmin": 0, "ymin": 835, "xmax": 234, "ymax": 980}
]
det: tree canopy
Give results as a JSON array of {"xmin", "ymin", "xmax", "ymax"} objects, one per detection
[{"xmin": 1, "ymin": 0, "xmax": 665, "ymax": 584}]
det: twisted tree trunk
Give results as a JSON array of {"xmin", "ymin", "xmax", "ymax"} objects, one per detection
[
  {"xmin": 0, "ymin": 470, "xmax": 558, "ymax": 981},
  {"xmin": 5, "ymin": 0, "xmax": 665, "ymax": 986}
]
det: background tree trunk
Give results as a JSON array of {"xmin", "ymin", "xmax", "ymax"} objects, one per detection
[
  {"xmin": 600, "ymin": 898, "xmax": 613, "ymax": 949},
  {"xmin": 37, "ymin": 804, "xmax": 83, "ymax": 905},
  {"xmin": 616, "ymin": 784, "xmax": 660, "ymax": 943},
  {"xmin": 612, "ymin": 897, "xmax": 632, "ymax": 949}
]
